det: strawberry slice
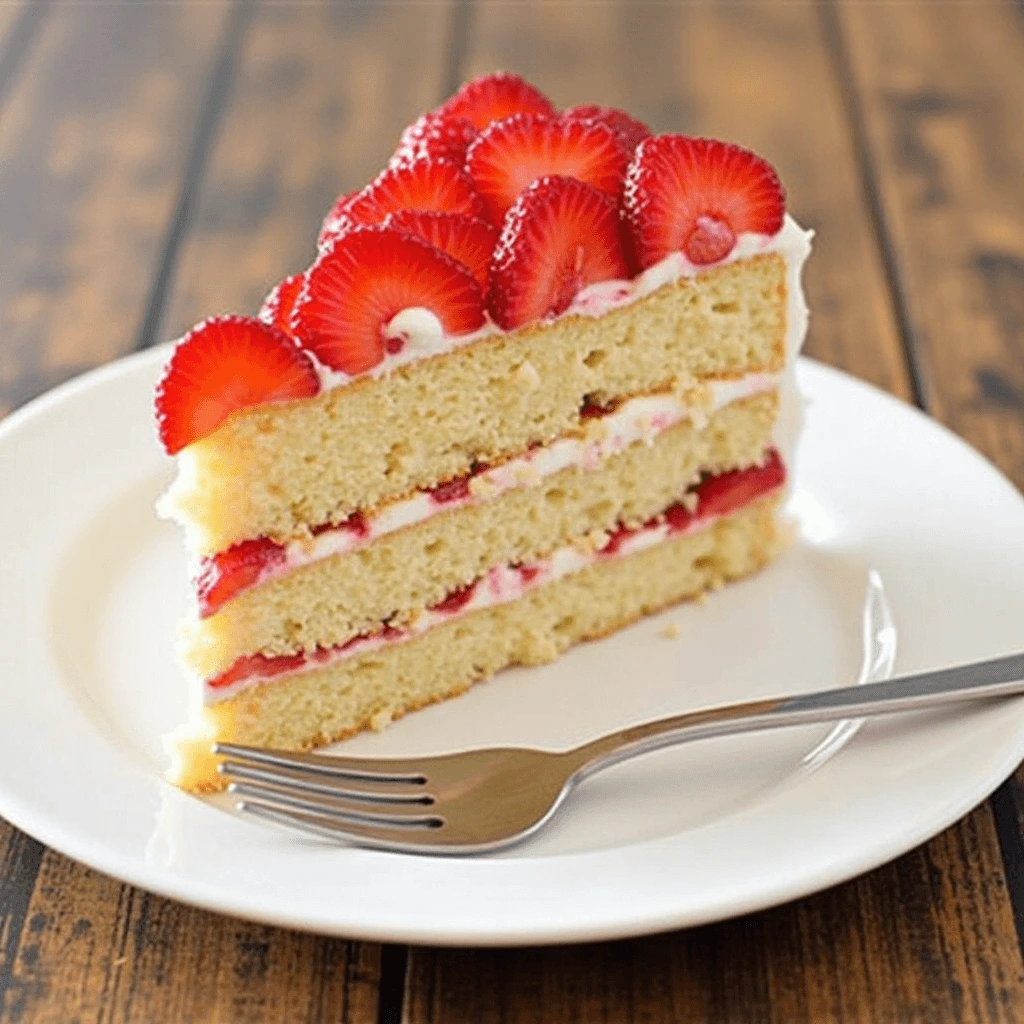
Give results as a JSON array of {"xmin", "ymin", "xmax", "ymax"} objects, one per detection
[
  {"xmin": 562, "ymin": 104, "xmax": 652, "ymax": 152},
  {"xmin": 466, "ymin": 114, "xmax": 629, "ymax": 226},
  {"xmin": 384, "ymin": 210, "xmax": 498, "ymax": 293},
  {"xmin": 392, "ymin": 112, "xmax": 478, "ymax": 167},
  {"xmin": 319, "ymin": 159, "xmax": 484, "ymax": 247},
  {"xmin": 155, "ymin": 316, "xmax": 320, "ymax": 455},
  {"xmin": 621, "ymin": 134, "xmax": 785, "ymax": 271},
  {"xmin": 488, "ymin": 175, "xmax": 629, "ymax": 331},
  {"xmin": 695, "ymin": 449, "xmax": 785, "ymax": 519},
  {"xmin": 293, "ymin": 227, "xmax": 486, "ymax": 375},
  {"xmin": 258, "ymin": 273, "xmax": 305, "ymax": 338},
  {"xmin": 195, "ymin": 536, "xmax": 287, "ymax": 617},
  {"xmin": 318, "ymin": 191, "xmax": 356, "ymax": 247},
  {"xmin": 437, "ymin": 72, "xmax": 556, "ymax": 130}
]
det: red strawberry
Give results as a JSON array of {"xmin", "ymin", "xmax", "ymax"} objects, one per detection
[
  {"xmin": 319, "ymin": 159, "xmax": 485, "ymax": 247},
  {"xmin": 696, "ymin": 449, "xmax": 786, "ymax": 519},
  {"xmin": 318, "ymin": 191, "xmax": 356, "ymax": 247},
  {"xmin": 437, "ymin": 72, "xmax": 556, "ymax": 130},
  {"xmin": 621, "ymin": 135, "xmax": 785, "ymax": 271},
  {"xmin": 466, "ymin": 114, "xmax": 629, "ymax": 226},
  {"xmin": 488, "ymin": 176, "xmax": 629, "ymax": 331},
  {"xmin": 384, "ymin": 210, "xmax": 498, "ymax": 293},
  {"xmin": 348, "ymin": 158, "xmax": 484, "ymax": 226},
  {"xmin": 392, "ymin": 112, "xmax": 478, "ymax": 167},
  {"xmin": 155, "ymin": 316, "xmax": 320, "ymax": 455},
  {"xmin": 293, "ymin": 227, "xmax": 486, "ymax": 375},
  {"xmin": 195, "ymin": 537, "xmax": 287, "ymax": 617},
  {"xmin": 258, "ymin": 273, "xmax": 304, "ymax": 338},
  {"xmin": 562, "ymin": 105, "xmax": 652, "ymax": 152}
]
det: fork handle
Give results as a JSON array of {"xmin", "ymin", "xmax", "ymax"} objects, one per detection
[{"xmin": 567, "ymin": 651, "xmax": 1024, "ymax": 781}]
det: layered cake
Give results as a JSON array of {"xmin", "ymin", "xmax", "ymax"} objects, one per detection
[{"xmin": 156, "ymin": 73, "xmax": 812, "ymax": 790}]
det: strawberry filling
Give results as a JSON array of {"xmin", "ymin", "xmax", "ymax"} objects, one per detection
[
  {"xmin": 193, "ymin": 394, "xmax": 665, "ymax": 617},
  {"xmin": 205, "ymin": 451, "xmax": 785, "ymax": 694},
  {"xmin": 197, "ymin": 510, "xmax": 369, "ymax": 617}
]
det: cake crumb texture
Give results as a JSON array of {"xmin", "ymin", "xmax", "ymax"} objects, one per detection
[
  {"xmin": 182, "ymin": 392, "xmax": 779, "ymax": 678},
  {"xmin": 162, "ymin": 255, "xmax": 787, "ymax": 555},
  {"xmin": 168, "ymin": 494, "xmax": 782, "ymax": 792}
]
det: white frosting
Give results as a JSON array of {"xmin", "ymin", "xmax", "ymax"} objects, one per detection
[
  {"xmin": 383, "ymin": 306, "xmax": 445, "ymax": 355},
  {"xmin": 309, "ymin": 215, "xmax": 813, "ymax": 389}
]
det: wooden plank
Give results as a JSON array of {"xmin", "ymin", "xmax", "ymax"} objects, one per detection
[
  {"xmin": 0, "ymin": 0, "xmax": 46, "ymax": 109},
  {"xmin": 408, "ymin": 806, "xmax": 1019, "ymax": 1024},
  {"xmin": 836, "ymin": 0, "xmax": 1024, "ymax": 959},
  {"xmin": 158, "ymin": 0, "xmax": 454, "ymax": 342},
  {"xmin": 0, "ymin": 5, "xmax": 379, "ymax": 1022},
  {"xmin": 836, "ymin": 0, "xmax": 1024, "ymax": 486},
  {"xmin": 0, "ymin": 3, "xmax": 453, "ymax": 1020},
  {"xmin": 0, "ymin": 853, "xmax": 380, "ymax": 1023},
  {"xmin": 0, "ymin": 2, "xmax": 227, "ymax": 419},
  {"xmin": 0, "ymin": 824, "xmax": 44, "ymax": 1021},
  {"xmin": 406, "ymin": 4, "xmax": 1024, "ymax": 1023}
]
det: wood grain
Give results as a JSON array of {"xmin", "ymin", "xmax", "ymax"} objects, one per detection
[
  {"xmin": 0, "ymin": 4, "xmax": 455, "ymax": 1021},
  {"xmin": 0, "ymin": 6, "xmax": 378, "ymax": 1023},
  {"xmin": 0, "ymin": 2, "xmax": 227, "ymax": 419},
  {"xmin": 837, "ymin": 0, "xmax": 1024, "ymax": 959},
  {"xmin": 837, "ymin": 0, "xmax": 1024, "ymax": 485},
  {"xmin": 407, "ymin": 806, "xmax": 1020, "ymax": 1024},
  {"xmin": 0, "ymin": 852, "xmax": 379, "ymax": 1023},
  {"xmin": 158, "ymin": 0, "xmax": 456, "ymax": 343},
  {"xmin": 404, "ymin": 3, "xmax": 1024, "ymax": 1023},
  {"xmin": 0, "ymin": 0, "xmax": 47, "ymax": 110}
]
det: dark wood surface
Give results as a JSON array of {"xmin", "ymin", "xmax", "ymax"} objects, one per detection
[{"xmin": 1, "ymin": 1, "xmax": 1023, "ymax": 1020}]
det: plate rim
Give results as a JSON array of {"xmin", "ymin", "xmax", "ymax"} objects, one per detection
[{"xmin": 2, "ymin": 349, "xmax": 1024, "ymax": 946}]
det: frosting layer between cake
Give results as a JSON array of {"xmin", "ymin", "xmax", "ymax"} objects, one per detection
[{"xmin": 201, "ymin": 450, "xmax": 785, "ymax": 704}]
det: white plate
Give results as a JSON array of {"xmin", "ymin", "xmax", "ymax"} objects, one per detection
[{"xmin": 1, "ymin": 350, "xmax": 1024, "ymax": 946}]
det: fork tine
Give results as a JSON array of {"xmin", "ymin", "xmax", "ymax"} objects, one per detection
[
  {"xmin": 219, "ymin": 760, "xmax": 435, "ymax": 805},
  {"xmin": 228, "ymin": 780, "xmax": 444, "ymax": 829},
  {"xmin": 213, "ymin": 742, "xmax": 429, "ymax": 784},
  {"xmin": 236, "ymin": 801, "xmax": 453, "ymax": 852}
]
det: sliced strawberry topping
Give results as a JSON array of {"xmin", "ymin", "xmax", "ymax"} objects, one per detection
[
  {"xmin": 621, "ymin": 135, "xmax": 785, "ymax": 271},
  {"xmin": 318, "ymin": 191, "xmax": 356, "ymax": 247},
  {"xmin": 466, "ymin": 114, "xmax": 629, "ymax": 226},
  {"xmin": 488, "ymin": 176, "xmax": 629, "ymax": 331},
  {"xmin": 155, "ymin": 316, "xmax": 320, "ymax": 455},
  {"xmin": 562, "ymin": 105, "xmax": 652, "ymax": 152},
  {"xmin": 392, "ymin": 112, "xmax": 478, "ymax": 167},
  {"xmin": 345, "ymin": 158, "xmax": 484, "ymax": 229},
  {"xmin": 384, "ymin": 210, "xmax": 498, "ymax": 293},
  {"xmin": 695, "ymin": 449, "xmax": 785, "ymax": 519},
  {"xmin": 437, "ymin": 72, "xmax": 556, "ymax": 130},
  {"xmin": 196, "ymin": 537, "xmax": 287, "ymax": 618},
  {"xmin": 294, "ymin": 227, "xmax": 486, "ymax": 374},
  {"xmin": 258, "ymin": 273, "xmax": 305, "ymax": 338}
]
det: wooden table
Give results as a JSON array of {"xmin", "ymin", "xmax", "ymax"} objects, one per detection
[{"xmin": 1, "ymin": 1, "xmax": 1023, "ymax": 1020}]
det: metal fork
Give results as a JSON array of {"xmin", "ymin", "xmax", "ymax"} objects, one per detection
[{"xmin": 217, "ymin": 651, "xmax": 1024, "ymax": 855}]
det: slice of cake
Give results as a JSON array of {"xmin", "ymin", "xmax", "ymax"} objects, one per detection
[{"xmin": 156, "ymin": 73, "xmax": 812, "ymax": 791}]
